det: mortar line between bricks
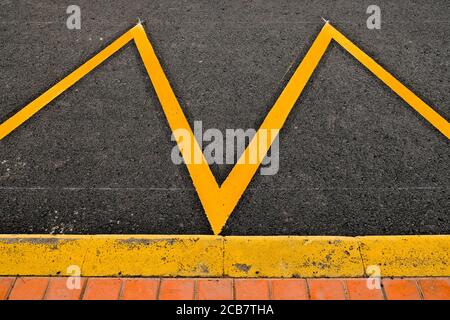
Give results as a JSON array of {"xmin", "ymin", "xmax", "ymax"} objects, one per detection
[
  {"xmin": 114, "ymin": 279, "xmax": 122, "ymax": 300},
  {"xmin": 194, "ymin": 278, "xmax": 198, "ymax": 300},
  {"xmin": 5, "ymin": 277, "xmax": 17, "ymax": 300},
  {"xmin": 305, "ymin": 279, "xmax": 311, "ymax": 300},
  {"xmin": 156, "ymin": 278, "xmax": 162, "ymax": 300},
  {"xmin": 415, "ymin": 279, "xmax": 425, "ymax": 300},
  {"xmin": 81, "ymin": 278, "xmax": 91, "ymax": 300},
  {"xmin": 228, "ymin": 279, "xmax": 234, "ymax": 300},
  {"xmin": 342, "ymin": 279, "xmax": 349, "ymax": 300},
  {"xmin": 118, "ymin": 278, "xmax": 125, "ymax": 300},
  {"xmin": 379, "ymin": 279, "xmax": 388, "ymax": 300},
  {"xmin": 42, "ymin": 277, "xmax": 52, "ymax": 300},
  {"xmin": 79, "ymin": 277, "xmax": 88, "ymax": 300},
  {"xmin": 268, "ymin": 279, "xmax": 273, "ymax": 300}
]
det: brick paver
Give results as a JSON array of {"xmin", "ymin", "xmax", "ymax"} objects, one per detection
[
  {"xmin": 308, "ymin": 279, "xmax": 346, "ymax": 300},
  {"xmin": 8, "ymin": 277, "xmax": 49, "ymax": 300},
  {"xmin": 234, "ymin": 279, "xmax": 270, "ymax": 300},
  {"xmin": 121, "ymin": 278, "xmax": 160, "ymax": 300},
  {"xmin": 345, "ymin": 279, "xmax": 384, "ymax": 300},
  {"xmin": 45, "ymin": 277, "xmax": 87, "ymax": 300},
  {"xmin": 82, "ymin": 278, "xmax": 122, "ymax": 300},
  {"xmin": 271, "ymin": 279, "xmax": 308, "ymax": 300},
  {"xmin": 418, "ymin": 278, "xmax": 450, "ymax": 300},
  {"xmin": 0, "ymin": 277, "xmax": 14, "ymax": 300},
  {"xmin": 1, "ymin": 277, "xmax": 448, "ymax": 300},
  {"xmin": 198, "ymin": 279, "xmax": 233, "ymax": 300},
  {"xmin": 382, "ymin": 279, "xmax": 421, "ymax": 300},
  {"xmin": 159, "ymin": 279, "xmax": 195, "ymax": 300}
]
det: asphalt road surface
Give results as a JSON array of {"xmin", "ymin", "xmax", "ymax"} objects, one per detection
[{"xmin": 0, "ymin": 0, "xmax": 448, "ymax": 235}]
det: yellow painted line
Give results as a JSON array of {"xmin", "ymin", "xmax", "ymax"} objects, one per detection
[
  {"xmin": 0, "ymin": 235, "xmax": 448, "ymax": 277},
  {"xmin": 0, "ymin": 23, "xmax": 449, "ymax": 235}
]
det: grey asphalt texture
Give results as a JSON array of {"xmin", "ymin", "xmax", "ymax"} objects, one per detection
[{"xmin": 0, "ymin": 0, "xmax": 448, "ymax": 235}]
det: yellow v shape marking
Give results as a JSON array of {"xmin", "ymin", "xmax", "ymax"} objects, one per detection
[{"xmin": 0, "ymin": 23, "xmax": 448, "ymax": 234}]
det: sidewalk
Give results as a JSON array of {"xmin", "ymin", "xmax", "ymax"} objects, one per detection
[{"xmin": 1, "ymin": 277, "xmax": 449, "ymax": 300}]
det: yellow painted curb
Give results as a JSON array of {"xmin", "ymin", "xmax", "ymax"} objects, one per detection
[
  {"xmin": 0, "ymin": 235, "xmax": 448, "ymax": 277},
  {"xmin": 0, "ymin": 235, "xmax": 223, "ymax": 277},
  {"xmin": 224, "ymin": 236, "xmax": 364, "ymax": 278},
  {"xmin": 358, "ymin": 235, "xmax": 450, "ymax": 277}
]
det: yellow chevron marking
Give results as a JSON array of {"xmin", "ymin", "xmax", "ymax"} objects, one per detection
[{"xmin": 0, "ymin": 22, "xmax": 448, "ymax": 234}]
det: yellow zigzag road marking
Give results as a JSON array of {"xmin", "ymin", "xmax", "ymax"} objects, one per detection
[{"xmin": 0, "ymin": 23, "xmax": 449, "ymax": 234}]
